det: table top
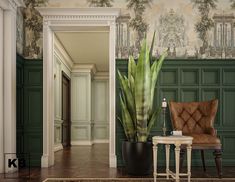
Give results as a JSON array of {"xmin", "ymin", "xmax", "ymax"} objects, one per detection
[{"xmin": 152, "ymin": 135, "xmax": 193, "ymax": 145}]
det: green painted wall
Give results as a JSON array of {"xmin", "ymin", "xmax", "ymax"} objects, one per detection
[
  {"xmin": 116, "ymin": 59, "xmax": 235, "ymax": 167},
  {"xmin": 16, "ymin": 54, "xmax": 43, "ymax": 167}
]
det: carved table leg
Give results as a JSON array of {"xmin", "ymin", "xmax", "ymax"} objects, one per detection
[
  {"xmin": 165, "ymin": 144, "xmax": 170, "ymax": 179},
  {"xmin": 175, "ymin": 143, "xmax": 181, "ymax": 182},
  {"xmin": 153, "ymin": 144, "xmax": 158, "ymax": 182},
  {"xmin": 187, "ymin": 145, "xmax": 192, "ymax": 182}
]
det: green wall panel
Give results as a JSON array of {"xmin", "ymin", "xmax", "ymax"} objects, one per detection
[
  {"xmin": 223, "ymin": 69, "xmax": 235, "ymax": 85},
  {"xmin": 16, "ymin": 55, "xmax": 43, "ymax": 167},
  {"xmin": 181, "ymin": 69, "xmax": 199, "ymax": 85},
  {"xmin": 202, "ymin": 69, "xmax": 220, "ymax": 85},
  {"xmin": 160, "ymin": 69, "xmax": 178, "ymax": 85},
  {"xmin": 181, "ymin": 89, "xmax": 199, "ymax": 102},
  {"xmin": 222, "ymin": 89, "xmax": 235, "ymax": 127},
  {"xmin": 116, "ymin": 59, "xmax": 235, "ymax": 167}
]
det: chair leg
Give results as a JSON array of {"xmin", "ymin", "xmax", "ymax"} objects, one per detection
[
  {"xmin": 180, "ymin": 149, "xmax": 185, "ymax": 171},
  {"xmin": 213, "ymin": 149, "xmax": 222, "ymax": 178},
  {"xmin": 200, "ymin": 150, "xmax": 206, "ymax": 172}
]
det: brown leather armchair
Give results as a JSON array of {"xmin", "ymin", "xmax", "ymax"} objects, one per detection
[{"xmin": 169, "ymin": 99, "xmax": 222, "ymax": 178}]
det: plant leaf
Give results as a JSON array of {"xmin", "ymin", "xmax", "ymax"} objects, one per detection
[
  {"xmin": 118, "ymin": 70, "xmax": 136, "ymax": 127},
  {"xmin": 149, "ymin": 30, "xmax": 156, "ymax": 61},
  {"xmin": 149, "ymin": 51, "xmax": 167, "ymax": 115},
  {"xmin": 135, "ymin": 40, "xmax": 151, "ymax": 142},
  {"xmin": 147, "ymin": 107, "xmax": 161, "ymax": 137},
  {"xmin": 119, "ymin": 94, "xmax": 135, "ymax": 141}
]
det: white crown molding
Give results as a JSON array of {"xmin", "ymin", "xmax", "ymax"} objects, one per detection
[
  {"xmin": 94, "ymin": 72, "xmax": 109, "ymax": 80},
  {"xmin": 36, "ymin": 7, "xmax": 120, "ymax": 21},
  {"xmin": 0, "ymin": 0, "xmax": 25, "ymax": 10},
  {"xmin": 72, "ymin": 64, "xmax": 97, "ymax": 76},
  {"xmin": 54, "ymin": 35, "xmax": 74, "ymax": 70}
]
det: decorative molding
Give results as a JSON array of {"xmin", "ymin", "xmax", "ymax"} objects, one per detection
[
  {"xmin": 94, "ymin": 72, "xmax": 109, "ymax": 80},
  {"xmin": 41, "ymin": 155, "xmax": 49, "ymax": 168},
  {"xmin": 109, "ymin": 154, "xmax": 117, "ymax": 168},
  {"xmin": 38, "ymin": 7, "xmax": 120, "ymax": 168},
  {"xmin": 93, "ymin": 140, "xmax": 109, "ymax": 144},
  {"xmin": 54, "ymin": 35, "xmax": 74, "ymax": 70},
  {"xmin": 36, "ymin": 8, "xmax": 120, "ymax": 21},
  {"xmin": 72, "ymin": 64, "xmax": 97, "ymax": 76},
  {"xmin": 54, "ymin": 144, "xmax": 63, "ymax": 152},
  {"xmin": 0, "ymin": 0, "xmax": 25, "ymax": 10}
]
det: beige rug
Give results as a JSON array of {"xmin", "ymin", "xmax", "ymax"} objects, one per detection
[{"xmin": 43, "ymin": 177, "xmax": 235, "ymax": 182}]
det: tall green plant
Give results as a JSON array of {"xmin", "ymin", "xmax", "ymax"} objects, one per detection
[{"xmin": 118, "ymin": 34, "xmax": 167, "ymax": 142}]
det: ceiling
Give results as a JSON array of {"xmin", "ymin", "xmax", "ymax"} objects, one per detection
[{"xmin": 55, "ymin": 31, "xmax": 109, "ymax": 71}]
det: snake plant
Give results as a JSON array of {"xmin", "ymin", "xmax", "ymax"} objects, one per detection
[{"xmin": 118, "ymin": 34, "xmax": 167, "ymax": 142}]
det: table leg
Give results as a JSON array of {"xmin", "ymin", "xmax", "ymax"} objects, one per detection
[
  {"xmin": 165, "ymin": 144, "xmax": 170, "ymax": 179},
  {"xmin": 187, "ymin": 144, "xmax": 192, "ymax": 182},
  {"xmin": 153, "ymin": 144, "xmax": 158, "ymax": 182},
  {"xmin": 175, "ymin": 144, "xmax": 181, "ymax": 182}
]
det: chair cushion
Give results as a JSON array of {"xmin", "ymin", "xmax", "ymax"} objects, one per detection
[{"xmin": 187, "ymin": 134, "xmax": 221, "ymax": 144}]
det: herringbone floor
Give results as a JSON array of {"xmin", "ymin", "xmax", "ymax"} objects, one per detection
[{"xmin": 0, "ymin": 144, "xmax": 235, "ymax": 182}]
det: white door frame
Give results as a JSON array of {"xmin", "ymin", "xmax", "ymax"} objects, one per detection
[{"xmin": 36, "ymin": 7, "xmax": 120, "ymax": 168}]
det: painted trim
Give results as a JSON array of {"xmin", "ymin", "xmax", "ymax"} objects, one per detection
[
  {"xmin": 72, "ymin": 64, "xmax": 97, "ymax": 76},
  {"xmin": 71, "ymin": 141, "xmax": 93, "ymax": 146},
  {"xmin": 54, "ymin": 35, "xmax": 74, "ymax": 70},
  {"xmin": 94, "ymin": 72, "xmax": 109, "ymax": 80},
  {"xmin": 93, "ymin": 140, "xmax": 109, "ymax": 144},
  {"xmin": 0, "ymin": 0, "xmax": 24, "ymax": 173},
  {"xmin": 37, "ymin": 7, "xmax": 120, "ymax": 168},
  {"xmin": 54, "ymin": 144, "xmax": 63, "ymax": 152}
]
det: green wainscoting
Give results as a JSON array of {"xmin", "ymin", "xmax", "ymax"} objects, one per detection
[
  {"xmin": 16, "ymin": 54, "xmax": 43, "ymax": 167},
  {"xmin": 116, "ymin": 59, "xmax": 235, "ymax": 167}
]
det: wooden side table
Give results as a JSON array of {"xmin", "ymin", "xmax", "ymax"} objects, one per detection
[{"xmin": 152, "ymin": 136, "xmax": 193, "ymax": 182}]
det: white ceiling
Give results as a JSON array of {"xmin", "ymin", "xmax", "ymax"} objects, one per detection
[{"xmin": 55, "ymin": 31, "xmax": 109, "ymax": 71}]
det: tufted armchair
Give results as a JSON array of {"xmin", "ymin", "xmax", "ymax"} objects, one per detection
[{"xmin": 169, "ymin": 99, "xmax": 222, "ymax": 178}]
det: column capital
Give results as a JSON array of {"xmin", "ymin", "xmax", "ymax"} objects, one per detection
[{"xmin": 0, "ymin": 0, "xmax": 25, "ymax": 11}]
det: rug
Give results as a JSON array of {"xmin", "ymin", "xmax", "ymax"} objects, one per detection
[{"xmin": 43, "ymin": 177, "xmax": 235, "ymax": 182}]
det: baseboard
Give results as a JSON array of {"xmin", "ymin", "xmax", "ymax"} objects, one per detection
[
  {"xmin": 41, "ymin": 154, "xmax": 50, "ymax": 167},
  {"xmin": 109, "ymin": 154, "xmax": 117, "ymax": 168},
  {"xmin": 92, "ymin": 140, "xmax": 109, "ymax": 144},
  {"xmin": 54, "ymin": 144, "xmax": 63, "ymax": 152},
  {"xmin": 71, "ymin": 141, "xmax": 93, "ymax": 146}
]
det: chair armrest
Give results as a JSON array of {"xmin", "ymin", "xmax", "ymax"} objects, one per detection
[{"xmin": 205, "ymin": 127, "xmax": 217, "ymax": 136}]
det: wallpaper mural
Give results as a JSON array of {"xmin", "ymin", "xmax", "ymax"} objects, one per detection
[
  {"xmin": 16, "ymin": 8, "xmax": 24, "ymax": 55},
  {"xmin": 17, "ymin": 0, "xmax": 235, "ymax": 59}
]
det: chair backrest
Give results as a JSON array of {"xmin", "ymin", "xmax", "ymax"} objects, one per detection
[{"xmin": 169, "ymin": 99, "xmax": 218, "ymax": 135}]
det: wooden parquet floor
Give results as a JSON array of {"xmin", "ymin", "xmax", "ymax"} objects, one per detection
[{"xmin": 0, "ymin": 144, "xmax": 235, "ymax": 182}]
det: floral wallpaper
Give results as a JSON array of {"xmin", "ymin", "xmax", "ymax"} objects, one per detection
[
  {"xmin": 16, "ymin": 0, "xmax": 235, "ymax": 59},
  {"xmin": 16, "ymin": 8, "xmax": 24, "ymax": 55}
]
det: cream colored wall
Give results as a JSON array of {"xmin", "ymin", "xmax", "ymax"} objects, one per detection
[
  {"xmin": 92, "ymin": 79, "xmax": 109, "ymax": 143},
  {"xmin": 71, "ymin": 72, "xmax": 92, "ymax": 145},
  {"xmin": 53, "ymin": 37, "xmax": 72, "ymax": 151},
  {"xmin": 71, "ymin": 71, "xmax": 109, "ymax": 145}
]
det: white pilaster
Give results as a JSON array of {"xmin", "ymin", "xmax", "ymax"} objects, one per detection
[
  {"xmin": 0, "ymin": 7, "xmax": 4, "ymax": 173},
  {"xmin": 3, "ymin": 4, "xmax": 17, "ymax": 157},
  {"xmin": 41, "ymin": 20, "xmax": 55, "ymax": 167},
  {"xmin": 109, "ymin": 21, "xmax": 117, "ymax": 168},
  {"xmin": 0, "ymin": 0, "xmax": 24, "ymax": 173}
]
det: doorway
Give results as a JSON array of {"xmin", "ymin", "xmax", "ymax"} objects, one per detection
[
  {"xmin": 62, "ymin": 72, "xmax": 71, "ymax": 148},
  {"xmin": 37, "ymin": 7, "xmax": 120, "ymax": 167}
]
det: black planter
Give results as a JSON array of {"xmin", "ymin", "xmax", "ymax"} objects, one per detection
[{"xmin": 122, "ymin": 141, "xmax": 153, "ymax": 175}]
